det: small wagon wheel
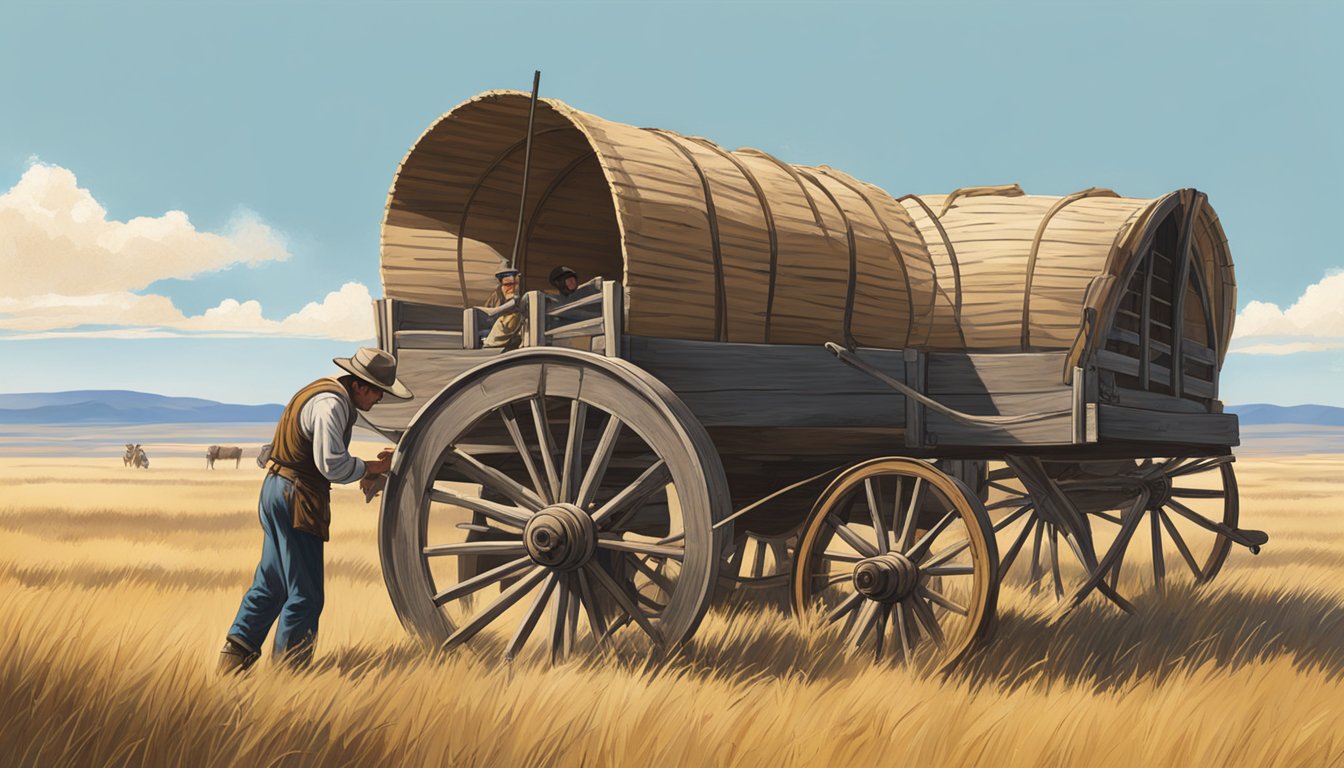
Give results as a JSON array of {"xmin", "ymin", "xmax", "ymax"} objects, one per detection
[
  {"xmin": 791, "ymin": 458, "xmax": 998, "ymax": 669},
  {"xmin": 380, "ymin": 349, "xmax": 731, "ymax": 662},
  {"xmin": 718, "ymin": 528, "xmax": 799, "ymax": 592}
]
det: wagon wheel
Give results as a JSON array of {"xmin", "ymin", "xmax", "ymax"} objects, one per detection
[
  {"xmin": 791, "ymin": 458, "xmax": 998, "ymax": 669},
  {"xmin": 718, "ymin": 528, "xmax": 798, "ymax": 592},
  {"xmin": 380, "ymin": 349, "xmax": 731, "ymax": 662},
  {"xmin": 1098, "ymin": 456, "xmax": 1241, "ymax": 592},
  {"xmin": 985, "ymin": 456, "xmax": 1243, "ymax": 603},
  {"xmin": 982, "ymin": 460, "xmax": 1128, "ymax": 601}
]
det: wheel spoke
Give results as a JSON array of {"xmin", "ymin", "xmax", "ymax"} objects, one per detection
[
  {"xmin": 898, "ymin": 478, "xmax": 923, "ymax": 551},
  {"xmin": 919, "ymin": 584, "xmax": 968, "ymax": 616},
  {"xmin": 1048, "ymin": 524, "xmax": 1064, "ymax": 599},
  {"xmin": 550, "ymin": 576, "xmax": 570, "ymax": 663},
  {"xmin": 560, "ymin": 400, "xmax": 588, "ymax": 503},
  {"xmin": 908, "ymin": 595, "xmax": 944, "ymax": 648},
  {"xmin": 1158, "ymin": 507, "xmax": 1203, "ymax": 581},
  {"xmin": 576, "ymin": 414, "xmax": 623, "ymax": 509},
  {"xmin": 584, "ymin": 562, "xmax": 664, "ymax": 646},
  {"xmin": 872, "ymin": 604, "xmax": 890, "ymax": 660},
  {"xmin": 565, "ymin": 574, "xmax": 580, "ymax": 655},
  {"xmin": 825, "ymin": 592, "xmax": 863, "ymax": 625},
  {"xmin": 428, "ymin": 487, "xmax": 529, "ymax": 528},
  {"xmin": 499, "ymin": 403, "xmax": 551, "ymax": 504},
  {"xmin": 575, "ymin": 567, "xmax": 609, "ymax": 642},
  {"xmin": 445, "ymin": 448, "xmax": 545, "ymax": 512},
  {"xmin": 908, "ymin": 508, "xmax": 957, "ymax": 561},
  {"xmin": 505, "ymin": 573, "xmax": 557, "ymax": 661},
  {"xmin": 997, "ymin": 516, "xmax": 1037, "ymax": 577},
  {"xmin": 1093, "ymin": 510, "xmax": 1123, "ymax": 525},
  {"xmin": 628, "ymin": 553, "xmax": 676, "ymax": 595},
  {"xmin": 848, "ymin": 600, "xmax": 880, "ymax": 648},
  {"xmin": 1169, "ymin": 487, "xmax": 1225, "ymax": 499},
  {"xmin": 1028, "ymin": 522, "xmax": 1045, "ymax": 591},
  {"xmin": 1166, "ymin": 455, "xmax": 1233, "ymax": 478},
  {"xmin": 751, "ymin": 539, "xmax": 767, "ymax": 578},
  {"xmin": 1165, "ymin": 498, "xmax": 1235, "ymax": 540},
  {"xmin": 529, "ymin": 397, "xmax": 562, "ymax": 504},
  {"xmin": 596, "ymin": 536, "xmax": 685, "ymax": 561},
  {"xmin": 823, "ymin": 550, "xmax": 866, "ymax": 564},
  {"xmin": 924, "ymin": 564, "xmax": 974, "ymax": 577},
  {"xmin": 865, "ymin": 478, "xmax": 889, "ymax": 553},
  {"xmin": 423, "ymin": 540, "xmax": 528, "ymax": 558},
  {"xmin": 432, "ymin": 556, "xmax": 533, "ymax": 606},
  {"xmin": 826, "ymin": 514, "xmax": 880, "ymax": 558},
  {"xmin": 1150, "ymin": 509, "xmax": 1166, "ymax": 590},
  {"xmin": 591, "ymin": 460, "xmax": 670, "ymax": 528},
  {"xmin": 925, "ymin": 504, "xmax": 1029, "ymax": 570},
  {"xmin": 896, "ymin": 603, "xmax": 914, "ymax": 662},
  {"xmin": 444, "ymin": 566, "xmax": 547, "ymax": 650}
]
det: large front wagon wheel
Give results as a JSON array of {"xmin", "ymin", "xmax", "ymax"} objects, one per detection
[
  {"xmin": 791, "ymin": 458, "xmax": 999, "ymax": 670},
  {"xmin": 380, "ymin": 350, "xmax": 731, "ymax": 663}
]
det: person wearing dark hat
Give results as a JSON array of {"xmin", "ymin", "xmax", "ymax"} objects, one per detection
[
  {"xmin": 217, "ymin": 347, "xmax": 412, "ymax": 674},
  {"xmin": 482, "ymin": 267, "xmax": 524, "ymax": 350},
  {"xmin": 549, "ymin": 265, "xmax": 579, "ymax": 297}
]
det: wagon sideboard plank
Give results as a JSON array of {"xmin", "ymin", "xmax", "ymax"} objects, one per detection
[
  {"xmin": 625, "ymin": 336, "xmax": 1073, "ymax": 430},
  {"xmin": 1096, "ymin": 404, "xmax": 1239, "ymax": 446}
]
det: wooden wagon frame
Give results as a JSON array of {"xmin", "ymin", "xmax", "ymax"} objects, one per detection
[{"xmin": 364, "ymin": 91, "xmax": 1265, "ymax": 666}]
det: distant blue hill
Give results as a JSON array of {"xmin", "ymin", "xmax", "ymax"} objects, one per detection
[
  {"xmin": 1226, "ymin": 403, "xmax": 1344, "ymax": 426},
  {"xmin": 0, "ymin": 390, "xmax": 283, "ymax": 424}
]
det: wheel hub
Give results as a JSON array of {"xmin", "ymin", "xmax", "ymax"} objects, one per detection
[
  {"xmin": 852, "ymin": 553, "xmax": 919, "ymax": 602},
  {"xmin": 525, "ymin": 503, "xmax": 596, "ymax": 571},
  {"xmin": 1145, "ymin": 474, "xmax": 1172, "ymax": 509}
]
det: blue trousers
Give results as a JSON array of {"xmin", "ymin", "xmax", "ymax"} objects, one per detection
[{"xmin": 228, "ymin": 473, "xmax": 324, "ymax": 659}]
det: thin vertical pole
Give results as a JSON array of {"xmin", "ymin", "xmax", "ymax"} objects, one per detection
[{"xmin": 509, "ymin": 70, "xmax": 542, "ymax": 271}]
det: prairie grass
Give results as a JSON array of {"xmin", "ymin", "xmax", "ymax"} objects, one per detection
[{"xmin": 1, "ymin": 452, "xmax": 1342, "ymax": 767}]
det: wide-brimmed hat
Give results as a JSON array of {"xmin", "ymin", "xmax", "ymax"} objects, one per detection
[{"xmin": 333, "ymin": 347, "xmax": 413, "ymax": 400}]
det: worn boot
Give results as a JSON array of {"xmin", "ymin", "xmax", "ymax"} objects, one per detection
[{"xmin": 217, "ymin": 636, "xmax": 260, "ymax": 675}]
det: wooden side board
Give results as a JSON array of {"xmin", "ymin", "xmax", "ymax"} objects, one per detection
[
  {"xmin": 1096, "ymin": 404, "xmax": 1239, "ymax": 446},
  {"xmin": 624, "ymin": 337, "xmax": 1076, "ymax": 442}
]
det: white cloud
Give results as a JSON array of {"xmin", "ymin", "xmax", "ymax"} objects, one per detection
[
  {"xmin": 0, "ymin": 162, "xmax": 288, "ymax": 297},
  {"xmin": 1231, "ymin": 271, "xmax": 1344, "ymax": 355},
  {"xmin": 0, "ymin": 162, "xmax": 374, "ymax": 342},
  {"xmin": 0, "ymin": 283, "xmax": 374, "ymax": 341}
]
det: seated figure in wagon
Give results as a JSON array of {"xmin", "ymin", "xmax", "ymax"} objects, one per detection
[{"xmin": 480, "ymin": 268, "xmax": 523, "ymax": 350}]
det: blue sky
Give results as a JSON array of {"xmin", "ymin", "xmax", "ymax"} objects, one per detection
[{"xmin": 1, "ymin": 0, "xmax": 1340, "ymax": 404}]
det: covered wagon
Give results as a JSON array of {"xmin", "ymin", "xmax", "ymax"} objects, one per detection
[{"xmin": 364, "ymin": 90, "xmax": 1264, "ymax": 666}]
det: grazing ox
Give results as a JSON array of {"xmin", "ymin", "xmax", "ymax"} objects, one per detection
[
  {"xmin": 206, "ymin": 445, "xmax": 244, "ymax": 469},
  {"xmin": 124, "ymin": 443, "xmax": 135, "ymax": 466}
]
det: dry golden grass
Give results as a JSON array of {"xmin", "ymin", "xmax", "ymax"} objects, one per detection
[{"xmin": 2, "ymin": 448, "xmax": 1343, "ymax": 767}]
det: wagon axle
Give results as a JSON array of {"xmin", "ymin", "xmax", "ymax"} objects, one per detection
[
  {"xmin": 852, "ymin": 554, "xmax": 920, "ymax": 603},
  {"xmin": 525, "ymin": 504, "xmax": 598, "ymax": 571}
]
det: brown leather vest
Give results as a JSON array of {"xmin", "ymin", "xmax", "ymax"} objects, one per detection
[{"xmin": 268, "ymin": 377, "xmax": 356, "ymax": 541}]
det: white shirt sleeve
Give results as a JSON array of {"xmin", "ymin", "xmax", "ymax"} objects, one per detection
[{"xmin": 299, "ymin": 392, "xmax": 366, "ymax": 484}]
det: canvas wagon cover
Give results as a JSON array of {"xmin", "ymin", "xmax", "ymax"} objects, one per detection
[{"xmin": 380, "ymin": 92, "xmax": 1233, "ymax": 363}]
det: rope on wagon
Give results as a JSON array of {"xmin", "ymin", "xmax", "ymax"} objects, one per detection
[{"xmin": 825, "ymin": 342, "xmax": 1068, "ymax": 427}]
